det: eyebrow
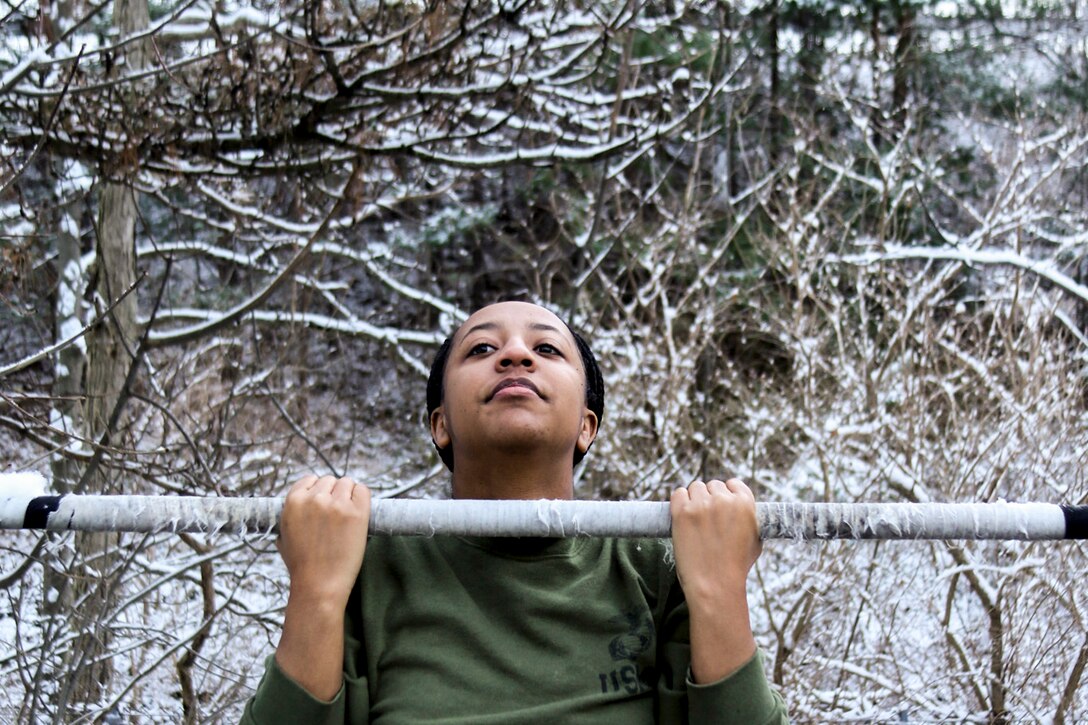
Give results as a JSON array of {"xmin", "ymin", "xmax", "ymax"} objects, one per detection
[{"xmin": 457, "ymin": 321, "xmax": 566, "ymax": 344}]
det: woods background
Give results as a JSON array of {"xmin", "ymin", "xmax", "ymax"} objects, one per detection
[{"xmin": 1, "ymin": 0, "xmax": 1087, "ymax": 721}]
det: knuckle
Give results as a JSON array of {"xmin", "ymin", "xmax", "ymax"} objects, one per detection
[{"xmin": 288, "ymin": 475, "xmax": 315, "ymax": 494}]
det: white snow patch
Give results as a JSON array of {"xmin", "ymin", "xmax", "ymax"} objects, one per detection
[{"xmin": 0, "ymin": 471, "xmax": 47, "ymax": 496}]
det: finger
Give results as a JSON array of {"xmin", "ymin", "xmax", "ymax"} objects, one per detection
[
  {"xmin": 686, "ymin": 480, "xmax": 709, "ymax": 499},
  {"xmin": 347, "ymin": 479, "xmax": 368, "ymax": 503},
  {"xmin": 331, "ymin": 477, "xmax": 358, "ymax": 499},
  {"xmin": 670, "ymin": 486, "xmax": 690, "ymax": 505},
  {"xmin": 352, "ymin": 483, "xmax": 372, "ymax": 520},
  {"xmin": 290, "ymin": 474, "xmax": 318, "ymax": 493},
  {"xmin": 313, "ymin": 475, "xmax": 338, "ymax": 494},
  {"xmin": 725, "ymin": 478, "xmax": 754, "ymax": 500},
  {"xmin": 706, "ymin": 479, "xmax": 729, "ymax": 495},
  {"xmin": 285, "ymin": 476, "xmax": 318, "ymax": 505}
]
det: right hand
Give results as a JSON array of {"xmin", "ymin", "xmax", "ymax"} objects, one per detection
[{"xmin": 278, "ymin": 474, "xmax": 371, "ymax": 608}]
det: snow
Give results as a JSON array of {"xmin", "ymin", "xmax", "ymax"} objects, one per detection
[
  {"xmin": 832, "ymin": 245, "xmax": 1088, "ymax": 304},
  {"xmin": 147, "ymin": 307, "xmax": 444, "ymax": 346},
  {"xmin": 1, "ymin": 0, "xmax": 1087, "ymax": 720},
  {"xmin": 0, "ymin": 46, "xmax": 49, "ymax": 92},
  {"xmin": 0, "ymin": 471, "xmax": 47, "ymax": 497}
]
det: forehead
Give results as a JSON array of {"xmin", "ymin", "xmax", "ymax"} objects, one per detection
[{"xmin": 453, "ymin": 302, "xmax": 575, "ymax": 346}]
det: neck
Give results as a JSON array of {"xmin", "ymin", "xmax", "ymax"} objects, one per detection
[{"xmin": 450, "ymin": 448, "xmax": 575, "ymax": 500}]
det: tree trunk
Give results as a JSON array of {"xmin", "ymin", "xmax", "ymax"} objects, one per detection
[
  {"xmin": 59, "ymin": 175, "xmax": 141, "ymax": 715},
  {"xmin": 50, "ymin": 200, "xmax": 86, "ymax": 495},
  {"xmin": 796, "ymin": 7, "xmax": 824, "ymax": 110},
  {"xmin": 767, "ymin": 0, "xmax": 783, "ymax": 165},
  {"xmin": 721, "ymin": 2, "xmax": 737, "ymax": 203},
  {"xmin": 57, "ymin": 0, "xmax": 149, "ymax": 712},
  {"xmin": 44, "ymin": 170, "xmax": 88, "ymax": 620},
  {"xmin": 84, "ymin": 182, "xmax": 139, "ymax": 448},
  {"xmin": 891, "ymin": 0, "xmax": 915, "ymax": 135},
  {"xmin": 868, "ymin": 0, "xmax": 884, "ymax": 145}
]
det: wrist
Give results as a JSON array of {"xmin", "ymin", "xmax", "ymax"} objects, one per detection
[
  {"xmin": 682, "ymin": 571, "xmax": 749, "ymax": 610},
  {"xmin": 286, "ymin": 569, "xmax": 355, "ymax": 605},
  {"xmin": 286, "ymin": 586, "xmax": 351, "ymax": 618},
  {"xmin": 687, "ymin": 590, "xmax": 757, "ymax": 684},
  {"xmin": 277, "ymin": 591, "xmax": 348, "ymax": 701}
]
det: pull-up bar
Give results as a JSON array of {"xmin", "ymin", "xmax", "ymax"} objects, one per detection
[{"xmin": 1, "ymin": 495, "xmax": 1086, "ymax": 540}]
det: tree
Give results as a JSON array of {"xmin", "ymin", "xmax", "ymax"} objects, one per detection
[{"xmin": 1, "ymin": 0, "xmax": 1086, "ymax": 720}]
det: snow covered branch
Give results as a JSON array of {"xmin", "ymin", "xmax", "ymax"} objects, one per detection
[{"xmin": 829, "ymin": 245, "xmax": 1088, "ymax": 305}]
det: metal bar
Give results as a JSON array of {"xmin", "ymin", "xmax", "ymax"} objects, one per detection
[{"xmin": 1, "ymin": 495, "xmax": 1085, "ymax": 540}]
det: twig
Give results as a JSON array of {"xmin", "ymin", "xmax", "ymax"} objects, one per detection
[
  {"xmin": 0, "ymin": 275, "xmax": 141, "ymax": 380},
  {"xmin": 0, "ymin": 46, "xmax": 85, "ymax": 198},
  {"xmin": 145, "ymin": 196, "xmax": 343, "ymax": 348}
]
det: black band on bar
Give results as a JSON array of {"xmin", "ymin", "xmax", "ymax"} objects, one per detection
[
  {"xmin": 1061, "ymin": 505, "xmax": 1088, "ymax": 540},
  {"xmin": 22, "ymin": 495, "xmax": 63, "ymax": 529}
]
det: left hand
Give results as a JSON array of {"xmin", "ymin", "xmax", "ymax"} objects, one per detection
[
  {"xmin": 670, "ymin": 478, "xmax": 761, "ymax": 682},
  {"xmin": 670, "ymin": 478, "xmax": 762, "ymax": 597}
]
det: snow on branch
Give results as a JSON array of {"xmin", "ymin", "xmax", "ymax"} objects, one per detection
[
  {"xmin": 409, "ymin": 83, "xmax": 718, "ymax": 168},
  {"xmin": 0, "ymin": 276, "xmax": 140, "ymax": 379},
  {"xmin": 829, "ymin": 245, "xmax": 1088, "ymax": 305},
  {"xmin": 144, "ymin": 201, "xmax": 337, "ymax": 348},
  {"xmin": 144, "ymin": 308, "xmax": 443, "ymax": 348}
]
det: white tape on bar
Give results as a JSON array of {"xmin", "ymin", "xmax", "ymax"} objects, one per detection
[
  {"xmin": 0, "ymin": 495, "xmax": 1074, "ymax": 540},
  {"xmin": 759, "ymin": 501, "xmax": 1067, "ymax": 540},
  {"xmin": 369, "ymin": 499, "xmax": 671, "ymax": 537}
]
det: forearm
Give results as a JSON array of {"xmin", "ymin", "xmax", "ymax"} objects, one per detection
[
  {"xmin": 686, "ymin": 578, "xmax": 757, "ymax": 684},
  {"xmin": 669, "ymin": 479, "xmax": 762, "ymax": 685},
  {"xmin": 275, "ymin": 593, "xmax": 346, "ymax": 701},
  {"xmin": 273, "ymin": 475, "xmax": 369, "ymax": 701}
]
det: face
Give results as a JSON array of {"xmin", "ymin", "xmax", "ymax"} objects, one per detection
[{"xmin": 430, "ymin": 302, "xmax": 599, "ymax": 466}]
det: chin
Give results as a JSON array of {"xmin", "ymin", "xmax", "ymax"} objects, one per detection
[{"xmin": 482, "ymin": 425, "xmax": 569, "ymax": 454}]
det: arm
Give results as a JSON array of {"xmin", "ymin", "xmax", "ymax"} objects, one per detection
[
  {"xmin": 274, "ymin": 474, "xmax": 371, "ymax": 700},
  {"xmin": 656, "ymin": 480, "xmax": 788, "ymax": 724},
  {"xmin": 669, "ymin": 479, "xmax": 760, "ymax": 684}
]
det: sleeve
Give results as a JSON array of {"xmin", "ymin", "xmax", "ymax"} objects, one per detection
[
  {"xmin": 654, "ymin": 571, "xmax": 789, "ymax": 724},
  {"xmin": 240, "ymin": 583, "xmax": 371, "ymax": 724},
  {"xmin": 240, "ymin": 655, "xmax": 346, "ymax": 725},
  {"xmin": 686, "ymin": 650, "xmax": 789, "ymax": 725}
]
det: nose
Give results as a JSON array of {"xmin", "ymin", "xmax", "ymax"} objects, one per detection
[{"xmin": 497, "ymin": 337, "xmax": 535, "ymax": 369}]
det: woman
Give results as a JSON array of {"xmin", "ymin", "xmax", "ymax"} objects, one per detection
[{"xmin": 243, "ymin": 301, "xmax": 788, "ymax": 724}]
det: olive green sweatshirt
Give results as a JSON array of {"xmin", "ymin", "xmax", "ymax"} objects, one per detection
[{"xmin": 242, "ymin": 535, "xmax": 788, "ymax": 724}]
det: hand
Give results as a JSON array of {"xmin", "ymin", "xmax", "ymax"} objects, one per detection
[
  {"xmin": 670, "ymin": 478, "xmax": 761, "ymax": 597},
  {"xmin": 670, "ymin": 478, "xmax": 761, "ymax": 683},
  {"xmin": 278, "ymin": 474, "xmax": 370, "ymax": 608},
  {"xmin": 275, "ymin": 474, "xmax": 370, "ymax": 700}
]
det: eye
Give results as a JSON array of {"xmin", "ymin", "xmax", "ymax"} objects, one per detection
[
  {"xmin": 536, "ymin": 343, "xmax": 562, "ymax": 356},
  {"xmin": 467, "ymin": 342, "xmax": 494, "ymax": 356}
]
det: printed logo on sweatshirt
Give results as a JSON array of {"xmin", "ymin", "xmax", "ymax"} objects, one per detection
[{"xmin": 598, "ymin": 608, "xmax": 655, "ymax": 695}]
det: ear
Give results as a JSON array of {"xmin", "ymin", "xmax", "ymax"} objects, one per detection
[
  {"xmin": 576, "ymin": 408, "xmax": 599, "ymax": 455},
  {"xmin": 430, "ymin": 407, "xmax": 451, "ymax": 449}
]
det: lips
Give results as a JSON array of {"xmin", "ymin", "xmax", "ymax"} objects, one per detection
[{"xmin": 488, "ymin": 377, "xmax": 541, "ymax": 401}]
